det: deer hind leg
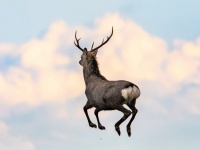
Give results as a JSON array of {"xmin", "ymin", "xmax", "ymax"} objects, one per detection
[
  {"xmin": 83, "ymin": 103, "xmax": 97, "ymax": 128},
  {"xmin": 126, "ymin": 98, "xmax": 138, "ymax": 137},
  {"xmin": 94, "ymin": 108, "xmax": 106, "ymax": 130},
  {"xmin": 114, "ymin": 105, "xmax": 131, "ymax": 136}
]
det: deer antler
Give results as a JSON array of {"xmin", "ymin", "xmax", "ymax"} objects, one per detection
[
  {"xmin": 74, "ymin": 31, "xmax": 84, "ymax": 51},
  {"xmin": 90, "ymin": 27, "xmax": 113, "ymax": 52}
]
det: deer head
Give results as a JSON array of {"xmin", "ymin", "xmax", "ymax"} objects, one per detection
[{"xmin": 74, "ymin": 27, "xmax": 113, "ymax": 66}]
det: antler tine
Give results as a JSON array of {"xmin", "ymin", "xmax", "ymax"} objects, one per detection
[
  {"xmin": 74, "ymin": 31, "xmax": 84, "ymax": 51},
  {"xmin": 91, "ymin": 41, "xmax": 94, "ymax": 50},
  {"xmin": 90, "ymin": 26, "xmax": 113, "ymax": 52}
]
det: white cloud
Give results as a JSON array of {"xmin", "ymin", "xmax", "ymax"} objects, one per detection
[
  {"xmin": 96, "ymin": 13, "xmax": 168, "ymax": 82},
  {"xmin": 0, "ymin": 13, "xmax": 200, "ymax": 150},
  {"xmin": 0, "ymin": 43, "xmax": 17, "ymax": 56},
  {"xmin": 0, "ymin": 21, "xmax": 84, "ymax": 108},
  {"xmin": 0, "ymin": 12, "xmax": 200, "ymax": 118},
  {"xmin": 84, "ymin": 13, "xmax": 200, "ymax": 116},
  {"xmin": 175, "ymin": 87, "xmax": 200, "ymax": 116},
  {"xmin": 0, "ymin": 122, "xmax": 35, "ymax": 150}
]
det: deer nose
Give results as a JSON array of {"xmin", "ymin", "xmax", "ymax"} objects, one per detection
[{"xmin": 79, "ymin": 60, "xmax": 82, "ymax": 65}]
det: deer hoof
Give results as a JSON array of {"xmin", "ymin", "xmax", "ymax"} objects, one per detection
[
  {"xmin": 98, "ymin": 125, "xmax": 106, "ymax": 130},
  {"xmin": 89, "ymin": 123, "xmax": 97, "ymax": 128},
  {"xmin": 127, "ymin": 127, "xmax": 131, "ymax": 137},
  {"xmin": 115, "ymin": 126, "xmax": 121, "ymax": 136}
]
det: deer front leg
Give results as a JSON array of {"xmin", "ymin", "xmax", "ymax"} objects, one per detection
[
  {"xmin": 83, "ymin": 104, "xmax": 97, "ymax": 128},
  {"xmin": 94, "ymin": 108, "xmax": 105, "ymax": 130}
]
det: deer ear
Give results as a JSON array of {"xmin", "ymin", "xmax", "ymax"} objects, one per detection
[
  {"xmin": 83, "ymin": 48, "xmax": 87, "ymax": 55},
  {"xmin": 91, "ymin": 49, "xmax": 98, "ymax": 56},
  {"xmin": 83, "ymin": 48, "xmax": 87, "ymax": 52}
]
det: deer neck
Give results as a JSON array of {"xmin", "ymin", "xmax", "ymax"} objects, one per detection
[{"xmin": 83, "ymin": 58, "xmax": 106, "ymax": 84}]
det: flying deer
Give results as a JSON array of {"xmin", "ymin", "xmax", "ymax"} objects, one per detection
[{"xmin": 74, "ymin": 27, "xmax": 140, "ymax": 137}]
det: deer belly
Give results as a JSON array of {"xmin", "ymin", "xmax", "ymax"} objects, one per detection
[{"xmin": 121, "ymin": 86, "xmax": 140, "ymax": 103}]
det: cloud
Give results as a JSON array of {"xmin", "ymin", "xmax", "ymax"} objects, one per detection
[
  {"xmin": 95, "ymin": 13, "xmax": 168, "ymax": 81},
  {"xmin": 78, "ymin": 13, "xmax": 200, "ymax": 117},
  {"xmin": 0, "ymin": 43, "xmax": 17, "ymax": 56},
  {"xmin": 0, "ymin": 12, "xmax": 200, "ymax": 150},
  {"xmin": 0, "ymin": 21, "xmax": 84, "ymax": 108},
  {"xmin": 0, "ymin": 12, "xmax": 200, "ymax": 118},
  {"xmin": 0, "ymin": 122, "xmax": 35, "ymax": 150},
  {"xmin": 94, "ymin": 13, "xmax": 200, "ymax": 89}
]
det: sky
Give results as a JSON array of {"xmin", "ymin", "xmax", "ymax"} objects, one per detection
[{"xmin": 0, "ymin": 0, "xmax": 200, "ymax": 150}]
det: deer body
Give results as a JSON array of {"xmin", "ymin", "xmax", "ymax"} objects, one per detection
[
  {"xmin": 85, "ymin": 76, "xmax": 139, "ymax": 110},
  {"xmin": 74, "ymin": 27, "xmax": 140, "ymax": 136}
]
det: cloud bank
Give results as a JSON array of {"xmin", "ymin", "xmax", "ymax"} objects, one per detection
[
  {"xmin": 0, "ymin": 12, "xmax": 200, "ymax": 117},
  {"xmin": 0, "ymin": 12, "xmax": 200, "ymax": 150}
]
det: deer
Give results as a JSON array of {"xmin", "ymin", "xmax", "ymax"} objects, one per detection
[{"xmin": 74, "ymin": 27, "xmax": 140, "ymax": 137}]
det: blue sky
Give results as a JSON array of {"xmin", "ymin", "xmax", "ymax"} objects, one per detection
[
  {"xmin": 0, "ymin": 1, "xmax": 200, "ymax": 150},
  {"xmin": 1, "ymin": 0, "xmax": 200, "ymax": 43}
]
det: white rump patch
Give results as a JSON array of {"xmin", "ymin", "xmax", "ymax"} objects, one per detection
[{"xmin": 121, "ymin": 86, "xmax": 140, "ymax": 102}]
